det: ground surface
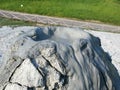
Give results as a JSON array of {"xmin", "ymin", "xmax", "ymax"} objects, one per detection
[{"xmin": 0, "ymin": 0, "xmax": 120, "ymax": 25}]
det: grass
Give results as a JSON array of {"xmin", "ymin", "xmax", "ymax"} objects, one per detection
[
  {"xmin": 0, "ymin": 17, "xmax": 36, "ymax": 26},
  {"xmin": 0, "ymin": 0, "xmax": 120, "ymax": 25}
]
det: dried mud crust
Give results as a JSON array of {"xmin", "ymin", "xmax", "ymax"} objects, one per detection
[{"xmin": 0, "ymin": 26, "xmax": 120, "ymax": 90}]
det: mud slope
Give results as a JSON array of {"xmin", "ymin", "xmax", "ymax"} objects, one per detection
[
  {"xmin": 0, "ymin": 26, "xmax": 120, "ymax": 90},
  {"xmin": 86, "ymin": 30, "xmax": 120, "ymax": 76}
]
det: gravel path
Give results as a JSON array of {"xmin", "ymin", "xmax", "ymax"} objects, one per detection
[{"xmin": 0, "ymin": 10, "xmax": 120, "ymax": 33}]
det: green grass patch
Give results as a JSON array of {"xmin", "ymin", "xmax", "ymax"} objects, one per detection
[
  {"xmin": 0, "ymin": 0, "xmax": 120, "ymax": 25},
  {"xmin": 0, "ymin": 17, "xmax": 36, "ymax": 26}
]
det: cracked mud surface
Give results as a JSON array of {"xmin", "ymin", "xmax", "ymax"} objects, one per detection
[{"xmin": 0, "ymin": 26, "xmax": 120, "ymax": 90}]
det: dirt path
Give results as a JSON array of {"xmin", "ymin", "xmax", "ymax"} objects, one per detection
[{"xmin": 0, "ymin": 9, "xmax": 120, "ymax": 33}]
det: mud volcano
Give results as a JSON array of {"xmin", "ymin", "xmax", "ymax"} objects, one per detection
[{"xmin": 0, "ymin": 26, "xmax": 120, "ymax": 90}]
